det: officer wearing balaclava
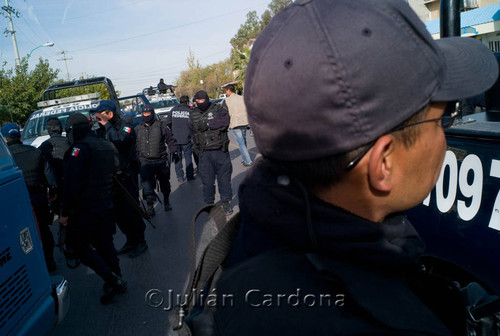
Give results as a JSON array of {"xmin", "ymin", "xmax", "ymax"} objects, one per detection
[
  {"xmin": 188, "ymin": 90, "xmax": 234, "ymax": 216},
  {"xmin": 59, "ymin": 113, "xmax": 126, "ymax": 305},
  {"xmin": 134, "ymin": 104, "xmax": 178, "ymax": 217}
]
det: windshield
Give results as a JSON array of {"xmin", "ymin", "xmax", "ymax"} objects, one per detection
[
  {"xmin": 150, "ymin": 98, "xmax": 179, "ymax": 109},
  {"xmin": 22, "ymin": 104, "xmax": 94, "ymax": 140}
]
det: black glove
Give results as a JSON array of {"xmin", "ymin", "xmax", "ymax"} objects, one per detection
[{"xmin": 172, "ymin": 152, "xmax": 180, "ymax": 163}]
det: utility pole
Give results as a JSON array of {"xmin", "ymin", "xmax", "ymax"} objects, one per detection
[
  {"xmin": 4, "ymin": 0, "xmax": 20, "ymax": 66},
  {"xmin": 57, "ymin": 51, "xmax": 73, "ymax": 80}
]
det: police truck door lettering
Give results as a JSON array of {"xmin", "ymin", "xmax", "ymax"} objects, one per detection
[
  {"xmin": 71, "ymin": 147, "xmax": 80, "ymax": 157},
  {"xmin": 422, "ymin": 149, "xmax": 499, "ymax": 231},
  {"xmin": 489, "ymin": 159, "xmax": 500, "ymax": 230}
]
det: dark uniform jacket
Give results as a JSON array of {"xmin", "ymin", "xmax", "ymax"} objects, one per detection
[
  {"xmin": 39, "ymin": 134, "xmax": 70, "ymax": 186},
  {"xmin": 170, "ymin": 103, "xmax": 192, "ymax": 145},
  {"xmin": 134, "ymin": 119, "xmax": 177, "ymax": 163},
  {"xmin": 188, "ymin": 103, "xmax": 230, "ymax": 152},
  {"xmin": 194, "ymin": 160, "xmax": 465, "ymax": 335},
  {"xmin": 7, "ymin": 139, "xmax": 57, "ymax": 195},
  {"xmin": 102, "ymin": 116, "xmax": 137, "ymax": 172},
  {"xmin": 60, "ymin": 134, "xmax": 118, "ymax": 217}
]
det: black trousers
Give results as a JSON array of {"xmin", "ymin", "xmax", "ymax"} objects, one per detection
[
  {"xmin": 198, "ymin": 150, "xmax": 233, "ymax": 203},
  {"xmin": 30, "ymin": 192, "xmax": 55, "ymax": 264},
  {"xmin": 69, "ymin": 207, "xmax": 120, "ymax": 285},
  {"xmin": 113, "ymin": 173, "xmax": 146, "ymax": 245}
]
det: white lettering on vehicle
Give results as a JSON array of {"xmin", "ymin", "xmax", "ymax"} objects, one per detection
[{"xmin": 422, "ymin": 150, "xmax": 499, "ymax": 231}]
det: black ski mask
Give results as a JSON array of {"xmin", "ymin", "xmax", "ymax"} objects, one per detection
[
  {"xmin": 65, "ymin": 113, "xmax": 90, "ymax": 144},
  {"xmin": 193, "ymin": 90, "xmax": 211, "ymax": 111}
]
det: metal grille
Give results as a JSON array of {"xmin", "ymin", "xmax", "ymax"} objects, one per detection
[{"xmin": 0, "ymin": 265, "xmax": 33, "ymax": 331}]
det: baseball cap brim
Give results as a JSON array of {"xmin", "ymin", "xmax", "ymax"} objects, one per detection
[{"xmin": 432, "ymin": 37, "xmax": 498, "ymax": 102}]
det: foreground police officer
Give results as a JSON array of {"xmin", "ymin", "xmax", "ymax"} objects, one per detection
[
  {"xmin": 59, "ymin": 113, "xmax": 126, "ymax": 305},
  {"xmin": 91, "ymin": 100, "xmax": 147, "ymax": 258},
  {"xmin": 39, "ymin": 117, "xmax": 70, "ymax": 214},
  {"xmin": 2, "ymin": 122, "xmax": 58, "ymax": 271},
  {"xmin": 189, "ymin": 90, "xmax": 233, "ymax": 215},
  {"xmin": 134, "ymin": 104, "xmax": 178, "ymax": 215},
  {"xmin": 190, "ymin": 0, "xmax": 499, "ymax": 334}
]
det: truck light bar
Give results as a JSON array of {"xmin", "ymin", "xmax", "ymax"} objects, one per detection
[{"xmin": 37, "ymin": 92, "xmax": 101, "ymax": 108}]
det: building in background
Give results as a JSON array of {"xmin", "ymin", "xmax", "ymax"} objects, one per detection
[{"xmin": 407, "ymin": 0, "xmax": 500, "ymax": 51}]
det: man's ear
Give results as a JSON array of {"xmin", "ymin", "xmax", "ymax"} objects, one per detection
[{"xmin": 367, "ymin": 135, "xmax": 395, "ymax": 192}]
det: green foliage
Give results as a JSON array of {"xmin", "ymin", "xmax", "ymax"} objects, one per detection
[
  {"xmin": 51, "ymin": 83, "xmax": 113, "ymax": 100},
  {"xmin": 0, "ymin": 58, "xmax": 59, "ymax": 125},
  {"xmin": 176, "ymin": 52, "xmax": 232, "ymax": 99}
]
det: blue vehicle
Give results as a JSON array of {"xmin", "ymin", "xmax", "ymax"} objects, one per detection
[
  {"xmin": 0, "ymin": 136, "xmax": 69, "ymax": 335},
  {"xmin": 406, "ymin": 28, "xmax": 500, "ymax": 297}
]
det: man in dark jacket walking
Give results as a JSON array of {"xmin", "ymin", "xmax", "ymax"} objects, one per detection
[
  {"xmin": 189, "ymin": 90, "xmax": 233, "ymax": 215},
  {"xmin": 170, "ymin": 95, "xmax": 195, "ymax": 183},
  {"xmin": 59, "ymin": 113, "xmax": 126, "ymax": 305},
  {"xmin": 186, "ymin": 0, "xmax": 499, "ymax": 334},
  {"xmin": 91, "ymin": 100, "xmax": 147, "ymax": 258},
  {"xmin": 134, "ymin": 104, "xmax": 177, "ymax": 216},
  {"xmin": 2, "ymin": 122, "xmax": 58, "ymax": 271}
]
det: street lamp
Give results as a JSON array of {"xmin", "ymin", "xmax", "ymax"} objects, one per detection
[{"xmin": 24, "ymin": 42, "xmax": 55, "ymax": 65}]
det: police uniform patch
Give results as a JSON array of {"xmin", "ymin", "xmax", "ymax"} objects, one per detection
[
  {"xmin": 122, "ymin": 126, "xmax": 131, "ymax": 133},
  {"xmin": 71, "ymin": 147, "xmax": 80, "ymax": 157}
]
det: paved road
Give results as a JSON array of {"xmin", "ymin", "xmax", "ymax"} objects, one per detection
[{"xmin": 51, "ymin": 131, "xmax": 258, "ymax": 336}]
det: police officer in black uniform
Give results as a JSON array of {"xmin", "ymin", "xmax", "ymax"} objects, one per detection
[
  {"xmin": 2, "ymin": 122, "xmax": 58, "ymax": 271},
  {"xmin": 39, "ymin": 117, "xmax": 70, "ymax": 214},
  {"xmin": 91, "ymin": 100, "xmax": 147, "ymax": 258},
  {"xmin": 134, "ymin": 104, "xmax": 178, "ymax": 216},
  {"xmin": 189, "ymin": 90, "xmax": 233, "ymax": 215},
  {"xmin": 59, "ymin": 113, "xmax": 126, "ymax": 305},
  {"xmin": 170, "ymin": 95, "xmax": 195, "ymax": 183}
]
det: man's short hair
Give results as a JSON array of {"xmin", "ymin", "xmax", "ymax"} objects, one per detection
[
  {"xmin": 180, "ymin": 96, "xmax": 189, "ymax": 104},
  {"xmin": 225, "ymin": 84, "xmax": 235, "ymax": 93}
]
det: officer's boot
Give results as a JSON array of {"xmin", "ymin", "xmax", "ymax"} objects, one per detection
[
  {"xmin": 101, "ymin": 276, "xmax": 127, "ymax": 305},
  {"xmin": 147, "ymin": 199, "xmax": 155, "ymax": 217}
]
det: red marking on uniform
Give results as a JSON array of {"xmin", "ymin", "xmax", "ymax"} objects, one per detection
[
  {"xmin": 71, "ymin": 147, "xmax": 80, "ymax": 157},
  {"xmin": 123, "ymin": 127, "xmax": 131, "ymax": 133}
]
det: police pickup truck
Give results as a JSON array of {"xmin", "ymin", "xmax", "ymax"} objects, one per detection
[
  {"xmin": 0, "ymin": 136, "xmax": 69, "ymax": 335},
  {"xmin": 22, "ymin": 77, "xmax": 150, "ymax": 146},
  {"xmin": 146, "ymin": 93, "xmax": 179, "ymax": 122}
]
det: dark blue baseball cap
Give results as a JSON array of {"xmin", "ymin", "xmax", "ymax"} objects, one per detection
[
  {"xmin": 1, "ymin": 122, "xmax": 21, "ymax": 139},
  {"xmin": 90, "ymin": 99, "xmax": 117, "ymax": 113},
  {"xmin": 244, "ymin": 0, "xmax": 499, "ymax": 161}
]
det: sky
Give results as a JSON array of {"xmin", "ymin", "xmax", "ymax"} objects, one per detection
[{"xmin": 0, "ymin": 0, "xmax": 270, "ymax": 96}]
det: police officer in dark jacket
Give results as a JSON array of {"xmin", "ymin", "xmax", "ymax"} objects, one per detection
[
  {"xmin": 134, "ymin": 105, "xmax": 178, "ymax": 216},
  {"xmin": 157, "ymin": 78, "xmax": 168, "ymax": 94},
  {"xmin": 2, "ymin": 122, "xmax": 58, "ymax": 272},
  {"xmin": 191, "ymin": 0, "xmax": 499, "ymax": 334},
  {"xmin": 189, "ymin": 90, "xmax": 233, "ymax": 215},
  {"xmin": 91, "ymin": 100, "xmax": 147, "ymax": 258},
  {"xmin": 39, "ymin": 117, "xmax": 70, "ymax": 214},
  {"xmin": 59, "ymin": 113, "xmax": 126, "ymax": 305},
  {"xmin": 170, "ymin": 95, "xmax": 195, "ymax": 183}
]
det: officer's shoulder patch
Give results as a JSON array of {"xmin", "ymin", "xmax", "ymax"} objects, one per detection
[
  {"xmin": 122, "ymin": 126, "xmax": 131, "ymax": 133},
  {"xmin": 71, "ymin": 147, "xmax": 80, "ymax": 157}
]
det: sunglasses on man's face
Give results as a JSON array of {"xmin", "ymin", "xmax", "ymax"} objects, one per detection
[{"xmin": 346, "ymin": 101, "xmax": 458, "ymax": 170}]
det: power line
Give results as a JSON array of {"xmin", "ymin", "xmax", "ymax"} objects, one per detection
[{"xmin": 68, "ymin": 4, "xmax": 266, "ymax": 54}]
